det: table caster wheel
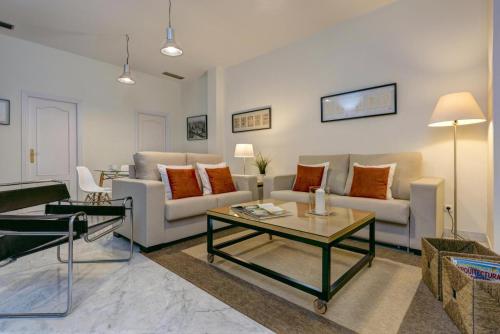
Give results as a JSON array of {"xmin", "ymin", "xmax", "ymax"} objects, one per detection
[
  {"xmin": 207, "ymin": 254, "xmax": 214, "ymax": 263},
  {"xmin": 313, "ymin": 299, "xmax": 328, "ymax": 314}
]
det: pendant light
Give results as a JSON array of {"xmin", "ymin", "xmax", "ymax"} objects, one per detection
[
  {"xmin": 161, "ymin": 0, "xmax": 183, "ymax": 56},
  {"xmin": 118, "ymin": 34, "xmax": 135, "ymax": 85}
]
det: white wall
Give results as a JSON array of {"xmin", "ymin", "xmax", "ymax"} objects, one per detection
[
  {"xmin": 224, "ymin": 0, "xmax": 489, "ymax": 234},
  {"xmin": 179, "ymin": 67, "xmax": 226, "ymax": 156},
  {"xmin": 490, "ymin": 0, "xmax": 500, "ymax": 251},
  {"xmin": 0, "ymin": 34, "xmax": 182, "ymax": 186},
  {"xmin": 180, "ymin": 73, "xmax": 208, "ymax": 153}
]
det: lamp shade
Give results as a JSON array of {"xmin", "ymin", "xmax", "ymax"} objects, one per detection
[
  {"xmin": 117, "ymin": 64, "xmax": 135, "ymax": 85},
  {"xmin": 234, "ymin": 144, "xmax": 254, "ymax": 158},
  {"xmin": 429, "ymin": 92, "xmax": 485, "ymax": 127},
  {"xmin": 160, "ymin": 27, "xmax": 183, "ymax": 57}
]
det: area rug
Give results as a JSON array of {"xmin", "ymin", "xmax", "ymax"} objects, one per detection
[{"xmin": 145, "ymin": 228, "xmax": 459, "ymax": 334}]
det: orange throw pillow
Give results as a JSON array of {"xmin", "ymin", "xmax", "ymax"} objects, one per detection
[
  {"xmin": 206, "ymin": 167, "xmax": 236, "ymax": 194},
  {"xmin": 349, "ymin": 166, "xmax": 390, "ymax": 200},
  {"xmin": 166, "ymin": 168, "xmax": 203, "ymax": 200},
  {"xmin": 292, "ymin": 165, "xmax": 325, "ymax": 192}
]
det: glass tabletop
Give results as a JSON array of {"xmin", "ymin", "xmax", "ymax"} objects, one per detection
[
  {"xmin": 94, "ymin": 170, "xmax": 128, "ymax": 173},
  {"xmin": 208, "ymin": 200, "xmax": 374, "ymax": 243}
]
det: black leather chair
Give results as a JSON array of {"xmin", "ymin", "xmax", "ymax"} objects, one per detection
[{"xmin": 0, "ymin": 180, "xmax": 133, "ymax": 318}]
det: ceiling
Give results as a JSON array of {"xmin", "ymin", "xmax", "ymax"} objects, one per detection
[{"xmin": 0, "ymin": 0, "xmax": 394, "ymax": 81}]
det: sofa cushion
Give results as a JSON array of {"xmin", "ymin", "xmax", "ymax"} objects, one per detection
[
  {"xmin": 299, "ymin": 155, "xmax": 350, "ymax": 195},
  {"xmin": 349, "ymin": 166, "xmax": 391, "ymax": 200},
  {"xmin": 292, "ymin": 164, "xmax": 326, "ymax": 192},
  {"xmin": 206, "ymin": 167, "xmax": 237, "ymax": 194},
  {"xmin": 165, "ymin": 195, "xmax": 217, "ymax": 221},
  {"xmin": 348, "ymin": 152, "xmax": 422, "ymax": 200},
  {"xmin": 187, "ymin": 153, "xmax": 223, "ymax": 166},
  {"xmin": 270, "ymin": 190, "xmax": 310, "ymax": 203},
  {"xmin": 134, "ymin": 152, "xmax": 187, "ymax": 180},
  {"xmin": 167, "ymin": 168, "xmax": 203, "ymax": 199},
  {"xmin": 214, "ymin": 191, "xmax": 252, "ymax": 207},
  {"xmin": 330, "ymin": 196, "xmax": 410, "ymax": 225}
]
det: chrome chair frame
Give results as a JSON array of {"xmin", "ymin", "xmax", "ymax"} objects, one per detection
[
  {"xmin": 56, "ymin": 197, "xmax": 134, "ymax": 264},
  {"xmin": 0, "ymin": 180, "xmax": 134, "ymax": 318},
  {"xmin": 0, "ymin": 212, "xmax": 85, "ymax": 318}
]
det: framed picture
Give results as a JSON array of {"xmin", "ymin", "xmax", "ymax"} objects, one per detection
[
  {"xmin": 232, "ymin": 107, "xmax": 271, "ymax": 133},
  {"xmin": 187, "ymin": 115, "xmax": 207, "ymax": 141},
  {"xmin": 321, "ymin": 83, "xmax": 397, "ymax": 123},
  {"xmin": 0, "ymin": 99, "xmax": 10, "ymax": 125}
]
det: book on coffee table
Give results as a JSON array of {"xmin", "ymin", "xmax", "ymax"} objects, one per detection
[{"xmin": 230, "ymin": 204, "xmax": 291, "ymax": 220}]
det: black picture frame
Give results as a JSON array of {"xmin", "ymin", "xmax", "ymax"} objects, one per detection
[
  {"xmin": 0, "ymin": 99, "xmax": 10, "ymax": 125},
  {"xmin": 321, "ymin": 83, "xmax": 397, "ymax": 123},
  {"xmin": 232, "ymin": 107, "xmax": 272, "ymax": 133},
  {"xmin": 186, "ymin": 114, "xmax": 208, "ymax": 141}
]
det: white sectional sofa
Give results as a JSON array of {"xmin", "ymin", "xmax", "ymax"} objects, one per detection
[
  {"xmin": 113, "ymin": 152, "xmax": 258, "ymax": 251},
  {"xmin": 264, "ymin": 152, "xmax": 444, "ymax": 251}
]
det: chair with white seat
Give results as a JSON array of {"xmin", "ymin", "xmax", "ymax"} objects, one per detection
[{"xmin": 77, "ymin": 166, "xmax": 111, "ymax": 203}]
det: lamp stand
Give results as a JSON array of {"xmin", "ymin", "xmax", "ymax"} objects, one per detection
[{"xmin": 453, "ymin": 121, "xmax": 458, "ymax": 239}]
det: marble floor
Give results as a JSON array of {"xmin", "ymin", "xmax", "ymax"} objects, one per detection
[{"xmin": 0, "ymin": 235, "xmax": 272, "ymax": 334}]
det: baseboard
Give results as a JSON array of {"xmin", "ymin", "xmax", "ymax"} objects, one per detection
[
  {"xmin": 115, "ymin": 226, "xmax": 421, "ymax": 255},
  {"xmin": 114, "ymin": 225, "xmax": 237, "ymax": 253},
  {"xmin": 348, "ymin": 236, "xmax": 421, "ymax": 255}
]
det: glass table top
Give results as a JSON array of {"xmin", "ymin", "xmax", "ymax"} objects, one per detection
[{"xmin": 208, "ymin": 200, "xmax": 375, "ymax": 243}]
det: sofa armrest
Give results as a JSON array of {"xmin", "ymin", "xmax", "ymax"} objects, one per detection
[
  {"xmin": 263, "ymin": 174, "xmax": 296, "ymax": 199},
  {"xmin": 232, "ymin": 174, "xmax": 258, "ymax": 201},
  {"xmin": 112, "ymin": 178, "xmax": 165, "ymax": 248},
  {"xmin": 128, "ymin": 165, "xmax": 136, "ymax": 179},
  {"xmin": 410, "ymin": 177, "xmax": 445, "ymax": 249}
]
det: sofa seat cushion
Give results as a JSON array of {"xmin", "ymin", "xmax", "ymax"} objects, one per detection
[
  {"xmin": 165, "ymin": 196, "xmax": 217, "ymax": 221},
  {"xmin": 330, "ymin": 196, "xmax": 410, "ymax": 225},
  {"xmin": 270, "ymin": 190, "xmax": 310, "ymax": 203},
  {"xmin": 214, "ymin": 191, "xmax": 252, "ymax": 207}
]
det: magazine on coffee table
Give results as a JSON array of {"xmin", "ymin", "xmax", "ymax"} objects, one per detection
[{"xmin": 230, "ymin": 204, "xmax": 291, "ymax": 220}]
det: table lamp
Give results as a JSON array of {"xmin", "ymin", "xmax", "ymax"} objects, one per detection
[
  {"xmin": 234, "ymin": 144, "xmax": 254, "ymax": 175},
  {"xmin": 428, "ymin": 92, "xmax": 486, "ymax": 239}
]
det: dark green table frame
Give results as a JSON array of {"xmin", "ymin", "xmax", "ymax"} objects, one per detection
[{"xmin": 206, "ymin": 214, "xmax": 375, "ymax": 314}]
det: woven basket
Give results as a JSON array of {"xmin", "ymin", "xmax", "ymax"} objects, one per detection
[
  {"xmin": 442, "ymin": 255, "xmax": 500, "ymax": 334},
  {"xmin": 421, "ymin": 238, "xmax": 497, "ymax": 300}
]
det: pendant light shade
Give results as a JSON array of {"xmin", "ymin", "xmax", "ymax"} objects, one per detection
[
  {"xmin": 118, "ymin": 34, "xmax": 135, "ymax": 85},
  {"xmin": 161, "ymin": 27, "xmax": 183, "ymax": 56},
  {"xmin": 118, "ymin": 64, "xmax": 135, "ymax": 85},
  {"xmin": 161, "ymin": 0, "xmax": 183, "ymax": 57}
]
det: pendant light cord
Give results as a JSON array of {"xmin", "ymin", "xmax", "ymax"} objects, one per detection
[
  {"xmin": 125, "ymin": 34, "xmax": 130, "ymax": 65},
  {"xmin": 169, "ymin": 0, "xmax": 172, "ymax": 28}
]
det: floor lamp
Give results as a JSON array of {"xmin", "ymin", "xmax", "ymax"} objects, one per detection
[
  {"xmin": 428, "ymin": 92, "xmax": 486, "ymax": 239},
  {"xmin": 234, "ymin": 144, "xmax": 254, "ymax": 175}
]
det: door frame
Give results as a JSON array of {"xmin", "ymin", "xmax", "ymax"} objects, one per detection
[
  {"xmin": 21, "ymin": 91, "xmax": 82, "ymax": 197},
  {"xmin": 135, "ymin": 111, "xmax": 171, "ymax": 152}
]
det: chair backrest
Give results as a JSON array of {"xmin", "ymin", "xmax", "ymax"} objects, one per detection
[
  {"xmin": 76, "ymin": 166, "xmax": 99, "ymax": 192},
  {"xmin": 0, "ymin": 181, "xmax": 70, "ymax": 213}
]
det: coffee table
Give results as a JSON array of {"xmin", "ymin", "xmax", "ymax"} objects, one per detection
[{"xmin": 206, "ymin": 200, "xmax": 375, "ymax": 314}]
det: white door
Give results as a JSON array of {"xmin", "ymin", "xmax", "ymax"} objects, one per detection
[
  {"xmin": 23, "ymin": 96, "xmax": 78, "ymax": 197},
  {"xmin": 136, "ymin": 112, "xmax": 167, "ymax": 151}
]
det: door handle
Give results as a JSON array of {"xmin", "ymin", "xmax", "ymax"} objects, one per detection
[{"xmin": 30, "ymin": 149, "xmax": 35, "ymax": 164}]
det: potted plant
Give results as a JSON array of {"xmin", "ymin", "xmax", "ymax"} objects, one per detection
[{"xmin": 254, "ymin": 152, "xmax": 271, "ymax": 179}]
